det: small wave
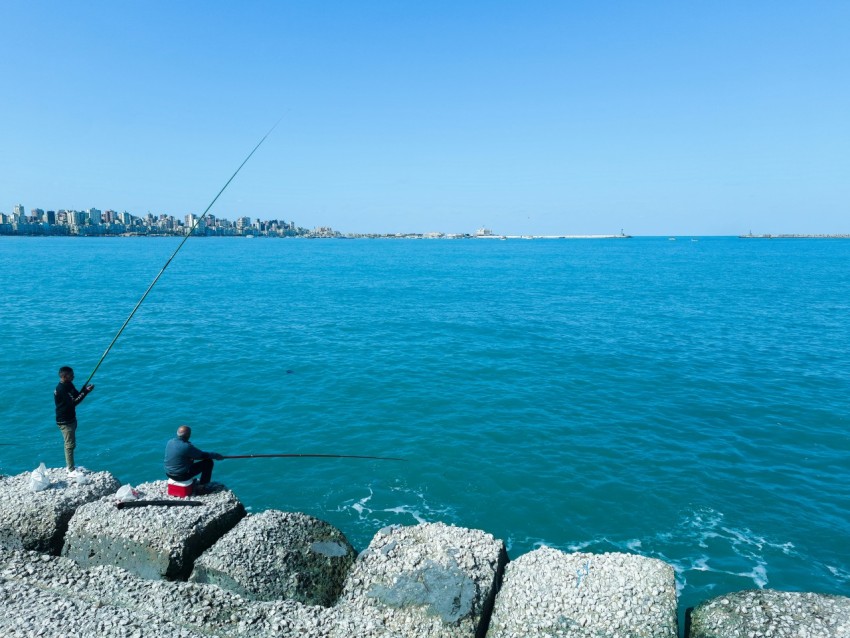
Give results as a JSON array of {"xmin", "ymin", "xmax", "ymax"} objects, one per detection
[
  {"xmin": 530, "ymin": 506, "xmax": 816, "ymax": 608},
  {"xmin": 335, "ymin": 482, "xmax": 459, "ymax": 536},
  {"xmin": 737, "ymin": 563, "xmax": 769, "ymax": 589},
  {"xmin": 349, "ymin": 488, "xmax": 374, "ymax": 516},
  {"xmin": 502, "ymin": 535, "xmax": 558, "ymax": 554},
  {"xmin": 826, "ymin": 565, "xmax": 850, "ymax": 582}
]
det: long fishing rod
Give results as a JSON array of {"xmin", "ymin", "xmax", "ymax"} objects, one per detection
[
  {"xmin": 221, "ymin": 453, "xmax": 405, "ymax": 461},
  {"xmin": 83, "ymin": 122, "xmax": 279, "ymax": 388}
]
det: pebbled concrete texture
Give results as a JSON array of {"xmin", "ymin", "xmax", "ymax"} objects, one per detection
[
  {"xmin": 0, "ymin": 468, "xmax": 120, "ymax": 555},
  {"xmin": 62, "ymin": 480, "xmax": 245, "ymax": 580},
  {"xmin": 338, "ymin": 522, "xmax": 508, "ymax": 638},
  {"xmin": 487, "ymin": 547, "xmax": 677, "ymax": 638},
  {"xmin": 191, "ymin": 509, "xmax": 356, "ymax": 605},
  {"xmin": 687, "ymin": 589, "xmax": 850, "ymax": 638}
]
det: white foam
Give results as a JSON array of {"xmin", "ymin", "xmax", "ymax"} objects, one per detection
[
  {"xmin": 346, "ymin": 488, "xmax": 374, "ymax": 516},
  {"xmin": 737, "ymin": 563, "xmax": 769, "ymax": 589},
  {"xmin": 826, "ymin": 565, "xmax": 850, "ymax": 581},
  {"xmin": 383, "ymin": 505, "xmax": 427, "ymax": 524},
  {"xmin": 625, "ymin": 539, "xmax": 643, "ymax": 551},
  {"xmin": 691, "ymin": 556, "xmax": 711, "ymax": 572}
]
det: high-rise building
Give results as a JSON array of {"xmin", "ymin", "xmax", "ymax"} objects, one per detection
[
  {"xmin": 185, "ymin": 214, "xmax": 205, "ymax": 234},
  {"xmin": 236, "ymin": 217, "xmax": 251, "ymax": 233}
]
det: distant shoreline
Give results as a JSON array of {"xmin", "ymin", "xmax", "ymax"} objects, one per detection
[
  {"xmin": 738, "ymin": 233, "xmax": 850, "ymax": 239},
  {"xmin": 4, "ymin": 232, "xmax": 850, "ymax": 239},
  {"xmin": 0, "ymin": 232, "xmax": 638, "ymax": 240}
]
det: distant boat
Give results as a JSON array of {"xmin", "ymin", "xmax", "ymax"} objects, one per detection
[{"xmin": 668, "ymin": 237, "xmax": 676, "ymax": 241}]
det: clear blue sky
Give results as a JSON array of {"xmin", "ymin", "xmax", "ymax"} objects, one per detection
[{"xmin": 1, "ymin": 1, "xmax": 848, "ymax": 235}]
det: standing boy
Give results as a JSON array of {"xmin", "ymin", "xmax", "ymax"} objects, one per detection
[{"xmin": 54, "ymin": 366, "xmax": 94, "ymax": 477}]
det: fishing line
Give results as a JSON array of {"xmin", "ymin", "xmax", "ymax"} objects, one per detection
[
  {"xmin": 221, "ymin": 453, "xmax": 405, "ymax": 461},
  {"xmin": 83, "ymin": 121, "xmax": 280, "ymax": 388}
]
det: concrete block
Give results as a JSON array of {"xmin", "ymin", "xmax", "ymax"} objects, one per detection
[
  {"xmin": 191, "ymin": 509, "xmax": 356, "ymax": 605},
  {"xmin": 487, "ymin": 547, "xmax": 677, "ymax": 638},
  {"xmin": 688, "ymin": 589, "xmax": 850, "ymax": 638},
  {"xmin": 338, "ymin": 522, "xmax": 508, "ymax": 638},
  {"xmin": 0, "ymin": 468, "xmax": 120, "ymax": 554},
  {"xmin": 62, "ymin": 480, "xmax": 245, "ymax": 580}
]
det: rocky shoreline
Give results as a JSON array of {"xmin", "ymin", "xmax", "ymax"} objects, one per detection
[{"xmin": 1, "ymin": 468, "xmax": 848, "ymax": 637}]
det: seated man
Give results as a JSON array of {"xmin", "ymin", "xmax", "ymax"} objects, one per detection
[{"xmin": 164, "ymin": 425, "xmax": 224, "ymax": 488}]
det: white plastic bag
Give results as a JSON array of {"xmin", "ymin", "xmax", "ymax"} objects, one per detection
[
  {"xmin": 28, "ymin": 462, "xmax": 50, "ymax": 492},
  {"xmin": 115, "ymin": 484, "xmax": 140, "ymax": 502}
]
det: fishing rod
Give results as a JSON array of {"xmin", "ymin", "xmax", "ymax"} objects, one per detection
[
  {"xmin": 83, "ymin": 121, "xmax": 279, "ymax": 388},
  {"xmin": 221, "ymin": 453, "xmax": 405, "ymax": 461}
]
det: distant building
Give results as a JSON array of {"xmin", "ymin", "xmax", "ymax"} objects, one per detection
[
  {"xmin": 0, "ymin": 202, "xmax": 313, "ymax": 238},
  {"xmin": 236, "ymin": 217, "xmax": 251, "ymax": 234}
]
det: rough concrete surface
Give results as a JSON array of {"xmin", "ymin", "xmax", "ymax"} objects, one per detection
[
  {"xmin": 0, "ymin": 468, "xmax": 120, "ymax": 554},
  {"xmin": 688, "ymin": 589, "xmax": 850, "ymax": 638},
  {"xmin": 338, "ymin": 522, "xmax": 508, "ymax": 638},
  {"xmin": 191, "ymin": 509, "xmax": 357, "ymax": 605},
  {"xmin": 62, "ymin": 480, "xmax": 245, "ymax": 580},
  {"xmin": 487, "ymin": 547, "xmax": 678, "ymax": 638},
  {"xmin": 0, "ymin": 547, "xmax": 402, "ymax": 637}
]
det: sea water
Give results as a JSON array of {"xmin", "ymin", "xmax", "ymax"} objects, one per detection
[{"xmin": 1, "ymin": 235, "xmax": 849, "ymax": 620}]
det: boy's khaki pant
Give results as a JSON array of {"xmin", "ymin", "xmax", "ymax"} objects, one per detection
[{"xmin": 57, "ymin": 421, "xmax": 77, "ymax": 470}]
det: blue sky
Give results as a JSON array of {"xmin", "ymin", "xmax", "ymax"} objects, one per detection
[{"xmin": 1, "ymin": 1, "xmax": 848, "ymax": 235}]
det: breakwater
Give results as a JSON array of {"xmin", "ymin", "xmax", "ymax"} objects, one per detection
[{"xmin": 2, "ymin": 469, "xmax": 848, "ymax": 638}]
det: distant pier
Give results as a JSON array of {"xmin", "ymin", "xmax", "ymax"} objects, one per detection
[{"xmin": 739, "ymin": 233, "xmax": 850, "ymax": 239}]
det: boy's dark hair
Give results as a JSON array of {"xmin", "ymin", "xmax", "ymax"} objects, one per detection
[{"xmin": 59, "ymin": 366, "xmax": 73, "ymax": 378}]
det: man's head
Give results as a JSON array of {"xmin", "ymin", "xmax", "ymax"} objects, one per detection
[
  {"xmin": 177, "ymin": 425, "xmax": 192, "ymax": 441},
  {"xmin": 59, "ymin": 366, "xmax": 74, "ymax": 381}
]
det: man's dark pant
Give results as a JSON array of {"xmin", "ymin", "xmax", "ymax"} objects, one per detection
[{"xmin": 168, "ymin": 458, "xmax": 214, "ymax": 484}]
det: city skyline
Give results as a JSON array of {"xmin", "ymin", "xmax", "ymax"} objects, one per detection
[
  {"xmin": 2, "ymin": 2, "xmax": 848, "ymax": 236},
  {"xmin": 4, "ymin": 201, "xmax": 850, "ymax": 239},
  {"xmin": 1, "ymin": 203, "xmax": 314, "ymax": 237}
]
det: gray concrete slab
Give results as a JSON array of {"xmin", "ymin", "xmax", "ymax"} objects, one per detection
[
  {"xmin": 0, "ymin": 547, "xmax": 401, "ymax": 637},
  {"xmin": 0, "ymin": 468, "xmax": 120, "ymax": 555},
  {"xmin": 487, "ymin": 547, "xmax": 677, "ymax": 638},
  {"xmin": 62, "ymin": 480, "xmax": 246, "ymax": 580},
  {"xmin": 687, "ymin": 589, "xmax": 850, "ymax": 638},
  {"xmin": 338, "ymin": 522, "xmax": 508, "ymax": 638},
  {"xmin": 191, "ymin": 509, "xmax": 357, "ymax": 605}
]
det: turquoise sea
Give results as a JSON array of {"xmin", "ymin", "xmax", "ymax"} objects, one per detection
[{"xmin": 2, "ymin": 236, "xmax": 849, "ymax": 622}]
